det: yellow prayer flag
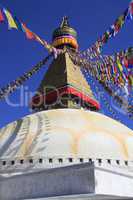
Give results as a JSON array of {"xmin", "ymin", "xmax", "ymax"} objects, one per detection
[
  {"xmin": 129, "ymin": 75, "xmax": 133, "ymax": 86},
  {"xmin": 117, "ymin": 60, "xmax": 123, "ymax": 72},
  {"xmin": 3, "ymin": 9, "xmax": 18, "ymax": 29}
]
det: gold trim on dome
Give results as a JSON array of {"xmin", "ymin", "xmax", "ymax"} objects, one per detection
[{"xmin": 52, "ymin": 37, "xmax": 78, "ymax": 49}]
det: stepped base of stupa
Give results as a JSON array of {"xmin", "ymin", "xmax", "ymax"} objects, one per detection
[{"xmin": 1, "ymin": 162, "xmax": 133, "ymax": 200}]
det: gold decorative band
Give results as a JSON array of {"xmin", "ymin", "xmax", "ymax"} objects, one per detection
[{"xmin": 52, "ymin": 37, "xmax": 78, "ymax": 49}]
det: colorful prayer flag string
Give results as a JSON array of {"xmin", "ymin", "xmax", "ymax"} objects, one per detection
[
  {"xmin": 0, "ymin": 6, "xmax": 57, "ymax": 54},
  {"xmin": 0, "ymin": 54, "xmax": 52, "ymax": 100},
  {"xmin": 67, "ymin": 48, "xmax": 133, "ymax": 117},
  {"xmin": 82, "ymin": 68, "xmax": 133, "ymax": 121},
  {"xmin": 81, "ymin": 0, "xmax": 133, "ymax": 58}
]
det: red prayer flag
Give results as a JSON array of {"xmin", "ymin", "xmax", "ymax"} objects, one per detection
[
  {"xmin": 130, "ymin": 2, "xmax": 133, "ymax": 14},
  {"xmin": 123, "ymin": 58, "xmax": 129, "ymax": 68},
  {"xmin": 0, "ymin": 9, "xmax": 4, "ymax": 22},
  {"xmin": 114, "ymin": 22, "xmax": 121, "ymax": 33},
  {"xmin": 114, "ymin": 66, "xmax": 118, "ymax": 73},
  {"xmin": 128, "ymin": 58, "xmax": 133, "ymax": 65},
  {"xmin": 22, "ymin": 23, "xmax": 35, "ymax": 40}
]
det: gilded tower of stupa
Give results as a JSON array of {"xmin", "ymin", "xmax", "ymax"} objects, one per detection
[{"xmin": 31, "ymin": 17, "xmax": 100, "ymax": 111}]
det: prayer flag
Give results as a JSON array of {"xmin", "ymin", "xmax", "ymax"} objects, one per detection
[
  {"xmin": 114, "ymin": 20, "xmax": 121, "ymax": 33},
  {"xmin": 114, "ymin": 66, "xmax": 118, "ymax": 74},
  {"xmin": 14, "ymin": 16, "xmax": 23, "ymax": 31},
  {"xmin": 109, "ymin": 26, "xmax": 115, "ymax": 37},
  {"xmin": 123, "ymin": 65, "xmax": 129, "ymax": 76},
  {"xmin": 117, "ymin": 15, "xmax": 124, "ymax": 28},
  {"xmin": 21, "ymin": 23, "xmax": 35, "ymax": 39},
  {"xmin": 102, "ymin": 32, "xmax": 109, "ymax": 43},
  {"xmin": 130, "ymin": 1, "xmax": 133, "ymax": 15},
  {"xmin": 128, "ymin": 64, "xmax": 133, "ymax": 69},
  {"xmin": 128, "ymin": 58, "xmax": 133, "ymax": 65},
  {"xmin": 3, "ymin": 8, "xmax": 18, "ymax": 29},
  {"xmin": 122, "ymin": 57, "xmax": 128, "ymax": 68},
  {"xmin": 128, "ymin": 75, "xmax": 133, "ymax": 86},
  {"xmin": 0, "ymin": 9, "xmax": 4, "ymax": 22},
  {"xmin": 126, "ymin": 12, "xmax": 132, "ymax": 20},
  {"xmin": 124, "ymin": 8, "xmax": 129, "ymax": 19},
  {"xmin": 116, "ymin": 59, "xmax": 123, "ymax": 72}
]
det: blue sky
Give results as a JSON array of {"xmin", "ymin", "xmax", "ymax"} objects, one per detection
[{"xmin": 0, "ymin": 0, "xmax": 132, "ymax": 129}]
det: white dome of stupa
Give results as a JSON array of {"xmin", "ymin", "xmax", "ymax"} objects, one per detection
[{"xmin": 0, "ymin": 109, "xmax": 133, "ymax": 162}]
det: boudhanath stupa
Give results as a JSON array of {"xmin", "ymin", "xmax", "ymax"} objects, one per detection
[{"xmin": 0, "ymin": 17, "xmax": 133, "ymax": 200}]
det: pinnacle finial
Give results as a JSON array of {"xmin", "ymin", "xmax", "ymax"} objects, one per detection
[{"xmin": 60, "ymin": 16, "xmax": 69, "ymax": 28}]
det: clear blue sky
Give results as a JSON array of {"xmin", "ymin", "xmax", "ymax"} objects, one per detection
[{"xmin": 0, "ymin": 0, "xmax": 132, "ymax": 129}]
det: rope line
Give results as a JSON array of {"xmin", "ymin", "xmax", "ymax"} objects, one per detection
[{"xmin": 0, "ymin": 54, "xmax": 52, "ymax": 100}]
